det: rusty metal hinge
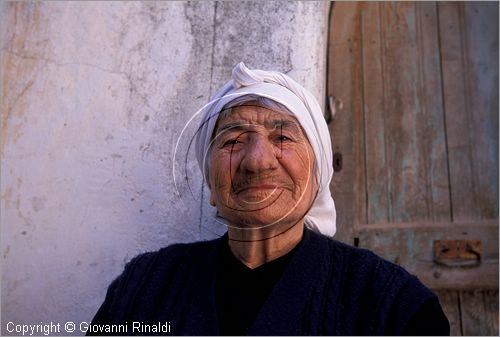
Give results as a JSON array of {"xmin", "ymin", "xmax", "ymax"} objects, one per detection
[{"xmin": 325, "ymin": 96, "xmax": 343, "ymax": 124}]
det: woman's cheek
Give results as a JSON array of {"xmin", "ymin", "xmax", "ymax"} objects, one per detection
[{"xmin": 281, "ymin": 147, "xmax": 313, "ymax": 175}]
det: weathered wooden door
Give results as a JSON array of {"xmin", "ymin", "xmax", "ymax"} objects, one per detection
[{"xmin": 327, "ymin": 2, "xmax": 498, "ymax": 335}]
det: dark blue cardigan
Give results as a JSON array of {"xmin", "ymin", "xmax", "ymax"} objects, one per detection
[{"xmin": 89, "ymin": 228, "xmax": 449, "ymax": 335}]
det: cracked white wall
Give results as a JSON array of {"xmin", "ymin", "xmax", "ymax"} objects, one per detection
[{"xmin": 0, "ymin": 1, "xmax": 329, "ymax": 333}]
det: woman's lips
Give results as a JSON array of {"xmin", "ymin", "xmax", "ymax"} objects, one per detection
[{"xmin": 236, "ymin": 184, "xmax": 279, "ymax": 194}]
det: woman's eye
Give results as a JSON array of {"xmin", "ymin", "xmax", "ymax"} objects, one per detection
[
  {"xmin": 223, "ymin": 139, "xmax": 241, "ymax": 146},
  {"xmin": 277, "ymin": 135, "xmax": 291, "ymax": 142}
]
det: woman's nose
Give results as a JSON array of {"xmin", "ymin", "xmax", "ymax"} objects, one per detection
[{"xmin": 239, "ymin": 135, "xmax": 278, "ymax": 173}]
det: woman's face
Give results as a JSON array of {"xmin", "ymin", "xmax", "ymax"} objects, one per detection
[{"xmin": 208, "ymin": 105, "xmax": 318, "ymax": 229}]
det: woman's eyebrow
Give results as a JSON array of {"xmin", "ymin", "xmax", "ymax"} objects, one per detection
[
  {"xmin": 215, "ymin": 122, "xmax": 249, "ymax": 133},
  {"xmin": 216, "ymin": 119, "xmax": 301, "ymax": 133},
  {"xmin": 264, "ymin": 119, "xmax": 301, "ymax": 132}
]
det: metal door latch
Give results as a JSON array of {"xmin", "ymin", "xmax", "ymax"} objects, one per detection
[{"xmin": 433, "ymin": 240, "xmax": 481, "ymax": 267}]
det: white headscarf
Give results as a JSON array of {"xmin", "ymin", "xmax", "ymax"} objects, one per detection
[{"xmin": 195, "ymin": 62, "xmax": 336, "ymax": 237}]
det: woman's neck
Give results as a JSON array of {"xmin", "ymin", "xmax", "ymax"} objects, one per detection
[{"xmin": 226, "ymin": 221, "xmax": 304, "ymax": 269}]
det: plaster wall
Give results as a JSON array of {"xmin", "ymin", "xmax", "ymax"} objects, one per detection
[{"xmin": 0, "ymin": 1, "xmax": 329, "ymax": 333}]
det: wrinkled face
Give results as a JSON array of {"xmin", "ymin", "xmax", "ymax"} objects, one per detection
[{"xmin": 208, "ymin": 105, "xmax": 318, "ymax": 229}]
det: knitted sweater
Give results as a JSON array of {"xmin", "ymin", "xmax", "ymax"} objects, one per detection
[{"xmin": 88, "ymin": 228, "xmax": 449, "ymax": 335}]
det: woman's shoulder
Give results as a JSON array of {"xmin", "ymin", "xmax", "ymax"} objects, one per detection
[
  {"xmin": 309, "ymin": 230, "xmax": 445, "ymax": 334},
  {"xmin": 313, "ymin": 231, "xmax": 412, "ymax": 283},
  {"xmin": 124, "ymin": 236, "xmax": 224, "ymax": 277},
  {"xmin": 88, "ymin": 237, "xmax": 224, "ymax": 327}
]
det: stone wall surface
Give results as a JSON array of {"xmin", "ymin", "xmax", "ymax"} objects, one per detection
[{"xmin": 0, "ymin": 1, "xmax": 328, "ymax": 333}]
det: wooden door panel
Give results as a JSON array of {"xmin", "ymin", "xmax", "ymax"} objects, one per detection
[
  {"xmin": 329, "ymin": 0, "xmax": 498, "ymax": 276},
  {"xmin": 361, "ymin": 2, "xmax": 390, "ymax": 225},
  {"xmin": 437, "ymin": 1, "xmax": 477, "ymax": 222},
  {"xmin": 331, "ymin": 2, "xmax": 454, "ymax": 231},
  {"xmin": 328, "ymin": 1, "xmax": 499, "ymax": 335},
  {"xmin": 438, "ymin": 2, "xmax": 499, "ymax": 222},
  {"xmin": 381, "ymin": 2, "xmax": 433, "ymax": 223},
  {"xmin": 328, "ymin": 2, "xmax": 361, "ymax": 243},
  {"xmin": 462, "ymin": 2, "xmax": 499, "ymax": 220},
  {"xmin": 416, "ymin": 2, "xmax": 453, "ymax": 223}
]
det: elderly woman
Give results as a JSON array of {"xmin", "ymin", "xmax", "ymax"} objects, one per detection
[{"xmin": 89, "ymin": 63, "xmax": 449, "ymax": 335}]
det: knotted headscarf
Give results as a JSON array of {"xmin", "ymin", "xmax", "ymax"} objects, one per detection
[{"xmin": 195, "ymin": 62, "xmax": 336, "ymax": 237}]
